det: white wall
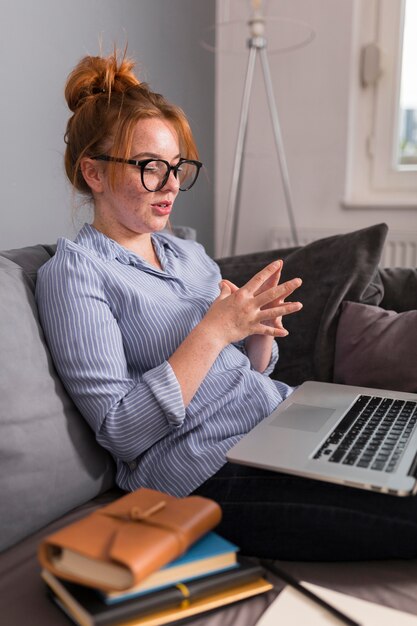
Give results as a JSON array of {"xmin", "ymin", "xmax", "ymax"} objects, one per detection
[
  {"xmin": 0, "ymin": 0, "xmax": 215, "ymax": 254},
  {"xmin": 215, "ymin": 0, "xmax": 417, "ymax": 256}
]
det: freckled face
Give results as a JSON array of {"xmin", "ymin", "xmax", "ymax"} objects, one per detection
[{"xmin": 92, "ymin": 117, "xmax": 181, "ymax": 241}]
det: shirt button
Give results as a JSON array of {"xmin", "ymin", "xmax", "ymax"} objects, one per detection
[{"xmin": 128, "ymin": 460, "xmax": 137, "ymax": 471}]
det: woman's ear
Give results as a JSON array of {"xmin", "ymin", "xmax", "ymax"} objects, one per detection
[{"xmin": 80, "ymin": 157, "xmax": 105, "ymax": 193}]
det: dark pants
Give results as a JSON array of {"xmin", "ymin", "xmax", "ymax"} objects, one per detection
[{"xmin": 193, "ymin": 462, "xmax": 417, "ymax": 561}]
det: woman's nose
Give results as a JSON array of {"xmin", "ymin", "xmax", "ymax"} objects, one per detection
[{"xmin": 162, "ymin": 168, "xmax": 180, "ymax": 192}]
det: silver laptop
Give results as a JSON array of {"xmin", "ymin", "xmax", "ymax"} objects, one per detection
[{"xmin": 226, "ymin": 381, "xmax": 417, "ymax": 496}]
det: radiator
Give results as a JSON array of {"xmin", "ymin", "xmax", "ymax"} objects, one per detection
[{"xmin": 268, "ymin": 228, "xmax": 417, "ymax": 268}]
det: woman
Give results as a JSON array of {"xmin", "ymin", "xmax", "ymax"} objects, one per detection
[{"xmin": 36, "ymin": 51, "xmax": 417, "ymax": 560}]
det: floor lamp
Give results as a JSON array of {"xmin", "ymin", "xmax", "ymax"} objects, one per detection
[{"xmin": 221, "ymin": 2, "xmax": 304, "ymax": 257}]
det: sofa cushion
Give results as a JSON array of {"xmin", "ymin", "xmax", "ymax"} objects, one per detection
[
  {"xmin": 378, "ymin": 267, "xmax": 417, "ymax": 312},
  {"xmin": 0, "ymin": 255, "xmax": 115, "ymax": 552},
  {"xmin": 333, "ymin": 300, "xmax": 417, "ymax": 392},
  {"xmin": 218, "ymin": 224, "xmax": 387, "ymax": 386},
  {"xmin": 0, "ymin": 243, "xmax": 57, "ymax": 285}
]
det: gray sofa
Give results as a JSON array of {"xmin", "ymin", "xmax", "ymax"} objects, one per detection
[{"xmin": 1, "ymin": 222, "xmax": 417, "ymax": 625}]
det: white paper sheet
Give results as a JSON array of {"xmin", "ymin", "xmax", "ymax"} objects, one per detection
[{"xmin": 256, "ymin": 582, "xmax": 417, "ymax": 626}]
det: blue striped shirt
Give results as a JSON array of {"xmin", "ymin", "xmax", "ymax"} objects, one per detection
[{"xmin": 35, "ymin": 224, "xmax": 293, "ymax": 496}]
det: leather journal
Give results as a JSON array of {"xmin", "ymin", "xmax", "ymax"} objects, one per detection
[{"xmin": 38, "ymin": 488, "xmax": 222, "ymax": 592}]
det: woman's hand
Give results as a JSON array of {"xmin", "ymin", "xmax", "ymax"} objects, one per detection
[
  {"xmin": 203, "ymin": 260, "xmax": 303, "ymax": 350},
  {"xmin": 169, "ymin": 260, "xmax": 302, "ymax": 405},
  {"xmin": 244, "ymin": 260, "xmax": 289, "ymax": 371}
]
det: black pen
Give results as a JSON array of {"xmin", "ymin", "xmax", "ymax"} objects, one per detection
[{"xmin": 260, "ymin": 561, "xmax": 361, "ymax": 626}]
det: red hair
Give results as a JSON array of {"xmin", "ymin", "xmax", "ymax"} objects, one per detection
[{"xmin": 64, "ymin": 49, "xmax": 198, "ymax": 194}]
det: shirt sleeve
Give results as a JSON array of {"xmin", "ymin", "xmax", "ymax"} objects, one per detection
[
  {"xmin": 263, "ymin": 338, "xmax": 279, "ymax": 376},
  {"xmin": 36, "ymin": 250, "xmax": 185, "ymax": 463},
  {"xmin": 233, "ymin": 338, "xmax": 279, "ymax": 376}
]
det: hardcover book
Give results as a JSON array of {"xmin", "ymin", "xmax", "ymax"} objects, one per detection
[{"xmin": 43, "ymin": 562, "xmax": 272, "ymax": 626}]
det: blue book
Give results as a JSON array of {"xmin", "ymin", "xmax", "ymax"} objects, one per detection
[{"xmin": 103, "ymin": 532, "xmax": 238, "ymax": 604}]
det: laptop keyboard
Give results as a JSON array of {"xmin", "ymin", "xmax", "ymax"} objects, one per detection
[{"xmin": 313, "ymin": 394, "xmax": 417, "ymax": 472}]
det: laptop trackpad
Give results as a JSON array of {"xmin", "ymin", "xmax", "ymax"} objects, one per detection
[{"xmin": 271, "ymin": 404, "xmax": 336, "ymax": 433}]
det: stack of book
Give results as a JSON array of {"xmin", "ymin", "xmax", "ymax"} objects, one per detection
[{"xmin": 38, "ymin": 489, "xmax": 272, "ymax": 626}]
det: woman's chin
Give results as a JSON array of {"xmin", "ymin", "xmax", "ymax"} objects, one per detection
[{"xmin": 151, "ymin": 215, "xmax": 171, "ymax": 231}]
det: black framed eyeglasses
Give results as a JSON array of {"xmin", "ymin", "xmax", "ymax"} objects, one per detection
[{"xmin": 91, "ymin": 155, "xmax": 202, "ymax": 192}]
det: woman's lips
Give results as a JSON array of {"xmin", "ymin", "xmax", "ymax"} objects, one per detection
[{"xmin": 151, "ymin": 201, "xmax": 172, "ymax": 216}]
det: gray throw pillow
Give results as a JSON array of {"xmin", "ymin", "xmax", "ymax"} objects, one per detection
[
  {"xmin": 334, "ymin": 301, "xmax": 417, "ymax": 392},
  {"xmin": 0, "ymin": 256, "xmax": 115, "ymax": 552},
  {"xmin": 218, "ymin": 224, "xmax": 387, "ymax": 386}
]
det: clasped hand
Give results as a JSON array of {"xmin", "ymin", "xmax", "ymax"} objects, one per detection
[{"xmin": 204, "ymin": 260, "xmax": 303, "ymax": 348}]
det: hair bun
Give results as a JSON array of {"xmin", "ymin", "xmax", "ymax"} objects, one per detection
[{"xmin": 65, "ymin": 52, "xmax": 140, "ymax": 112}]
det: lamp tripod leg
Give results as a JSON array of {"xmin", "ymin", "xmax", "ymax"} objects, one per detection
[
  {"xmin": 221, "ymin": 42, "xmax": 299, "ymax": 256},
  {"xmin": 222, "ymin": 45, "xmax": 257, "ymax": 257},
  {"xmin": 259, "ymin": 46, "xmax": 299, "ymax": 245}
]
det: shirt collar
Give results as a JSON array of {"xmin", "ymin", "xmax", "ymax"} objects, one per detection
[{"xmin": 75, "ymin": 223, "xmax": 178, "ymax": 266}]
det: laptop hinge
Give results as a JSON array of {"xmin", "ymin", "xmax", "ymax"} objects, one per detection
[{"xmin": 407, "ymin": 451, "xmax": 417, "ymax": 479}]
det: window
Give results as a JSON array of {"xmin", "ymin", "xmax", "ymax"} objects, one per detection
[
  {"xmin": 344, "ymin": 0, "xmax": 417, "ymax": 208},
  {"xmin": 398, "ymin": 0, "xmax": 417, "ymax": 167}
]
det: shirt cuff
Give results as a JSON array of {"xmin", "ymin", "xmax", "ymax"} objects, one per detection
[{"xmin": 142, "ymin": 361, "xmax": 186, "ymax": 427}]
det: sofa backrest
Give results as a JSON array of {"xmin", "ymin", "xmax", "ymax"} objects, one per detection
[{"xmin": 0, "ymin": 245, "xmax": 115, "ymax": 552}]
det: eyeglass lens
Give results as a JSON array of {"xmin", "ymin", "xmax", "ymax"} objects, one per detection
[{"xmin": 143, "ymin": 160, "xmax": 198, "ymax": 191}]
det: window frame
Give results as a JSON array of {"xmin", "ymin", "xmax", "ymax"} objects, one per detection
[{"xmin": 343, "ymin": 0, "xmax": 417, "ymax": 209}]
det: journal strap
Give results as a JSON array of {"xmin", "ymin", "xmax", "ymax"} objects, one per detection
[{"xmin": 97, "ymin": 499, "xmax": 188, "ymax": 552}]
